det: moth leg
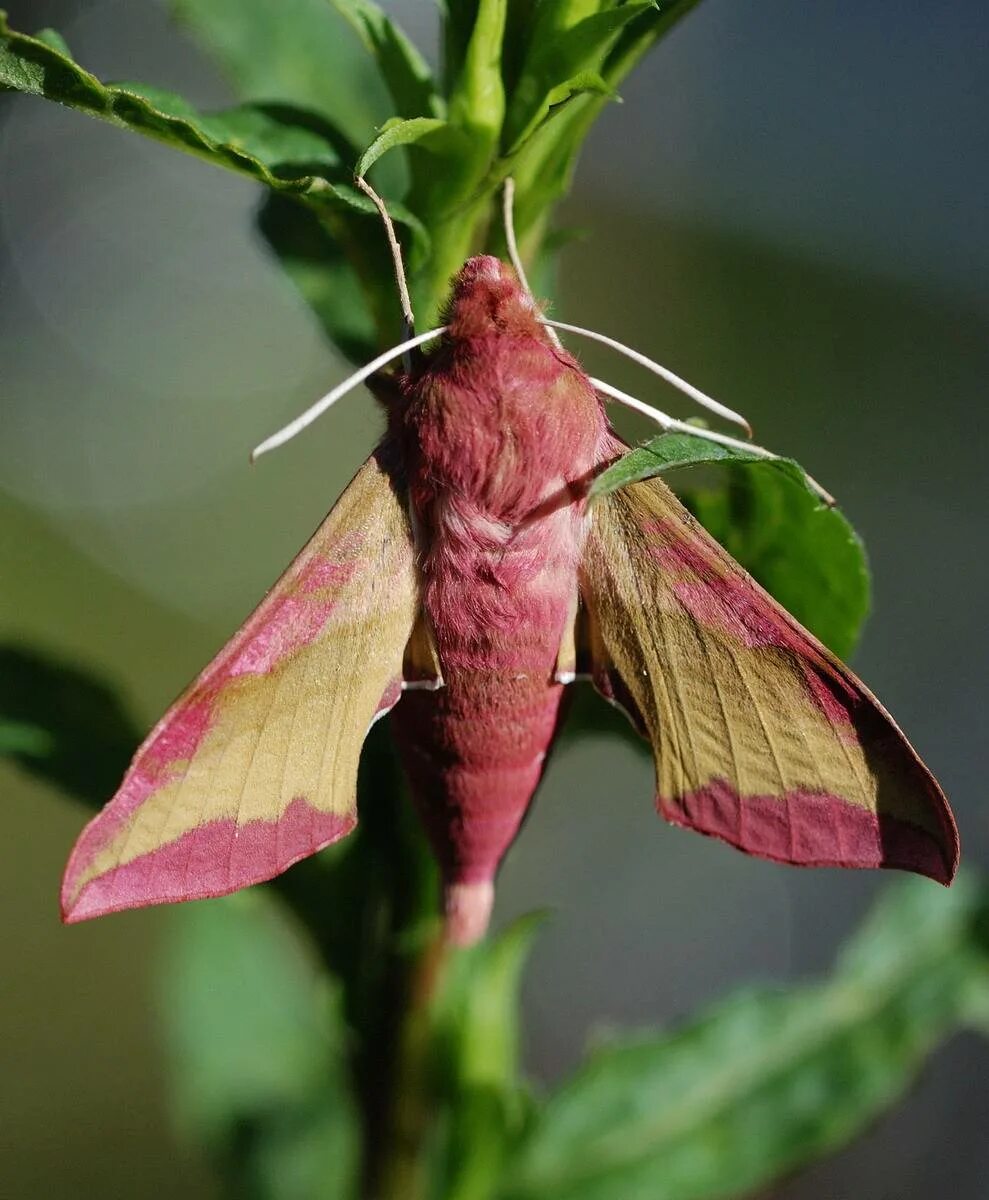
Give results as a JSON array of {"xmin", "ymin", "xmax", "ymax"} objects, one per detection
[
  {"xmin": 403, "ymin": 611, "xmax": 445, "ymax": 691},
  {"xmin": 553, "ymin": 587, "xmax": 580, "ymax": 684}
]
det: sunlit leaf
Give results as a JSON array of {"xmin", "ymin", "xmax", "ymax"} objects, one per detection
[
  {"xmin": 504, "ymin": 3, "xmax": 651, "ymax": 150},
  {"xmin": 357, "ymin": 115, "xmax": 468, "ymax": 177},
  {"xmin": 446, "ymin": 0, "xmax": 507, "ymax": 199},
  {"xmin": 589, "ymin": 430, "xmax": 812, "ymax": 496},
  {"xmin": 0, "ymin": 14, "xmax": 360, "ymax": 197}
]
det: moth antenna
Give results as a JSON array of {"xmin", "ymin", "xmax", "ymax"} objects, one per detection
[
  {"xmin": 502, "ymin": 178, "xmax": 562, "ymax": 349},
  {"xmin": 590, "ymin": 377, "xmax": 835, "ymax": 506},
  {"xmin": 251, "ymin": 326, "xmax": 447, "ymax": 461},
  {"xmin": 545, "ymin": 318, "xmax": 753, "ymax": 438},
  {"xmin": 356, "ymin": 174, "xmax": 416, "ymax": 367}
]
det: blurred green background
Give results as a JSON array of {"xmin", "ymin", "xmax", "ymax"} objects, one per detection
[{"xmin": 2, "ymin": 1, "xmax": 987, "ymax": 1196}]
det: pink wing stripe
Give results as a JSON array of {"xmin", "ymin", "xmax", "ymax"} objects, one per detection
[
  {"xmin": 662, "ymin": 779, "xmax": 954, "ymax": 884},
  {"xmin": 225, "ymin": 547, "xmax": 357, "ymax": 678},
  {"xmin": 62, "ymin": 798, "xmax": 355, "ymax": 922},
  {"xmin": 65, "ymin": 543, "xmax": 363, "ymax": 891},
  {"xmin": 63, "ymin": 695, "xmax": 217, "ymax": 890}
]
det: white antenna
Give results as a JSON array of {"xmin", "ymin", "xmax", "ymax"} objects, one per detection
[
  {"xmin": 502, "ymin": 178, "xmax": 562, "ymax": 349},
  {"xmin": 251, "ymin": 327, "xmax": 446, "ymax": 461},
  {"xmin": 545, "ymin": 318, "xmax": 753, "ymax": 437},
  {"xmin": 590, "ymin": 376, "xmax": 834, "ymax": 505}
]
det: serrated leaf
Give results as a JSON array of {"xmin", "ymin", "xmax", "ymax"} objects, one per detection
[
  {"xmin": 118, "ymin": 82, "xmax": 353, "ymax": 175},
  {"xmin": 505, "ymin": 69, "xmax": 616, "ymax": 169},
  {"xmin": 330, "ymin": 0, "xmax": 442, "ymax": 121},
  {"xmin": 500, "ymin": 874, "xmax": 989, "ymax": 1200},
  {"xmin": 170, "ymin": 0, "xmax": 386, "ymax": 144},
  {"xmin": 0, "ymin": 13, "xmax": 431, "ymax": 357},
  {"xmin": 0, "ymin": 644, "xmax": 138, "ymax": 807},
  {"xmin": 0, "ymin": 12, "xmax": 431, "ymax": 247},
  {"xmin": 0, "ymin": 14, "xmax": 362, "ymax": 202},
  {"xmin": 159, "ymin": 891, "xmax": 360, "ymax": 1199},
  {"xmin": 592, "ymin": 433, "xmax": 870, "ymax": 658}
]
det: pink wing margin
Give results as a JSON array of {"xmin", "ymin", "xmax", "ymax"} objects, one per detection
[
  {"xmin": 61, "ymin": 447, "xmax": 421, "ymax": 922},
  {"xmin": 581, "ymin": 472, "xmax": 959, "ymax": 884}
]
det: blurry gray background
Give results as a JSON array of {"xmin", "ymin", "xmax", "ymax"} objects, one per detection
[{"xmin": 2, "ymin": 1, "xmax": 987, "ymax": 1196}]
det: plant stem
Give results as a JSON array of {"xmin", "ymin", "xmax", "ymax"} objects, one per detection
[{"xmin": 373, "ymin": 928, "xmax": 450, "ymax": 1200}]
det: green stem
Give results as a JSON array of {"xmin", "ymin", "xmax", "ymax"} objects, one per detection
[
  {"xmin": 373, "ymin": 929, "xmax": 450, "ymax": 1200},
  {"xmin": 271, "ymin": 723, "xmax": 446, "ymax": 1200}
]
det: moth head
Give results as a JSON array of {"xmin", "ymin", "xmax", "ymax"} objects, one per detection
[{"xmin": 443, "ymin": 255, "xmax": 546, "ymax": 341}]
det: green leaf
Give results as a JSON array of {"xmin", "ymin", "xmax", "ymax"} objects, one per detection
[
  {"xmin": 500, "ymin": 873, "xmax": 989, "ymax": 1200},
  {"xmin": 504, "ymin": 69, "xmax": 616, "ymax": 171},
  {"xmin": 33, "ymin": 26, "xmax": 71, "ymax": 55},
  {"xmin": 685, "ymin": 468, "xmax": 869, "ymax": 661},
  {"xmin": 254, "ymin": 181, "xmax": 430, "ymax": 358},
  {"xmin": 159, "ymin": 890, "xmax": 360, "ymax": 1199},
  {"xmin": 447, "ymin": 0, "xmax": 508, "ymax": 163},
  {"xmin": 120, "ymin": 83, "xmax": 353, "ymax": 174},
  {"xmin": 504, "ymin": 3, "xmax": 652, "ymax": 151},
  {"xmin": 170, "ymin": 0, "xmax": 387, "ymax": 144},
  {"xmin": 0, "ymin": 13, "xmax": 431, "ymax": 357},
  {"xmin": 442, "ymin": 913, "xmax": 544, "ymax": 1095},
  {"xmin": 258, "ymin": 193, "xmax": 379, "ymax": 364},
  {"xmin": 330, "ymin": 0, "xmax": 442, "ymax": 121},
  {"xmin": 589, "ymin": 430, "xmax": 800, "ymax": 496},
  {"xmin": 505, "ymin": 0, "xmax": 703, "ymax": 248},
  {"xmin": 591, "ymin": 433, "xmax": 870, "ymax": 659},
  {"xmin": 0, "ymin": 14, "xmax": 363, "ymax": 202},
  {"xmin": 357, "ymin": 116, "xmax": 468, "ymax": 177},
  {"xmin": 0, "ymin": 644, "xmax": 139, "ymax": 807},
  {"xmin": 602, "ymin": 0, "xmax": 705, "ymax": 90}
]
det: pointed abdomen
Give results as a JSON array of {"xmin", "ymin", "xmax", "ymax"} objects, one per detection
[{"xmin": 391, "ymin": 499, "xmax": 582, "ymax": 945}]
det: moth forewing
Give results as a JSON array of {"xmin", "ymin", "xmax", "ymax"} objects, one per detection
[
  {"xmin": 61, "ymin": 451, "xmax": 420, "ymax": 922},
  {"xmin": 580, "ymin": 469, "xmax": 957, "ymax": 883}
]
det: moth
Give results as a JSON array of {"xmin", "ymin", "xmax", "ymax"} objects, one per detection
[{"xmin": 61, "ymin": 194, "xmax": 958, "ymax": 945}]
